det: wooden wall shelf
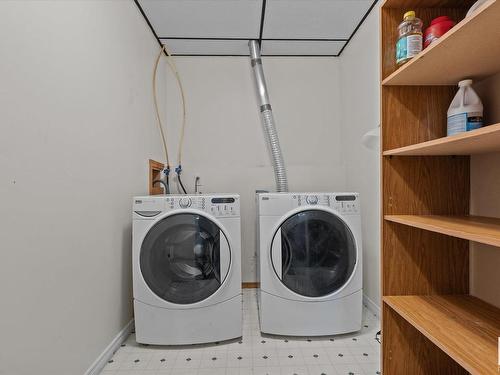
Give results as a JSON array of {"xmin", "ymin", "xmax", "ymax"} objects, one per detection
[
  {"xmin": 385, "ymin": 215, "xmax": 500, "ymax": 247},
  {"xmin": 383, "ymin": 123, "xmax": 500, "ymax": 156},
  {"xmin": 383, "ymin": 295, "xmax": 500, "ymax": 375},
  {"xmin": 381, "ymin": 0, "xmax": 500, "ymax": 372},
  {"xmin": 382, "ymin": 0, "xmax": 500, "ymax": 85},
  {"xmin": 381, "ymin": 0, "xmax": 475, "ymax": 8}
]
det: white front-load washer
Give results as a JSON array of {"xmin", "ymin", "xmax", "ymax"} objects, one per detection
[
  {"xmin": 133, "ymin": 194, "xmax": 242, "ymax": 345},
  {"xmin": 257, "ymin": 192, "xmax": 362, "ymax": 336}
]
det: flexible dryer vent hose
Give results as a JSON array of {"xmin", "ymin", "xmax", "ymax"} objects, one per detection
[{"xmin": 248, "ymin": 40, "xmax": 289, "ymax": 193}]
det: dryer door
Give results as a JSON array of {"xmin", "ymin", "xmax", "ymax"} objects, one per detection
[
  {"xmin": 140, "ymin": 213, "xmax": 231, "ymax": 304},
  {"xmin": 271, "ymin": 209, "xmax": 356, "ymax": 298}
]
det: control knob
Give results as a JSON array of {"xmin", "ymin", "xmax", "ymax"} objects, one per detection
[
  {"xmin": 179, "ymin": 197, "xmax": 192, "ymax": 208},
  {"xmin": 306, "ymin": 195, "xmax": 319, "ymax": 205}
]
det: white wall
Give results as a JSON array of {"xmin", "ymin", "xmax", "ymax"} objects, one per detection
[
  {"xmin": 339, "ymin": 6, "xmax": 381, "ymax": 311},
  {"xmin": 470, "ymin": 153, "xmax": 500, "ymax": 309},
  {"xmin": 161, "ymin": 57, "xmax": 345, "ymax": 281},
  {"xmin": 471, "ymin": 73, "xmax": 500, "ymax": 309},
  {"xmin": 0, "ymin": 1, "xmax": 165, "ymax": 374}
]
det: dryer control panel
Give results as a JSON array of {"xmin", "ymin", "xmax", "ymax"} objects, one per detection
[{"xmin": 292, "ymin": 193, "xmax": 360, "ymax": 215}]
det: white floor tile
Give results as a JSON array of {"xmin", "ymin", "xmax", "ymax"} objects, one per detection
[
  {"xmin": 300, "ymin": 348, "xmax": 331, "ymax": 365},
  {"xmin": 104, "ymin": 293, "xmax": 380, "ymax": 375},
  {"xmin": 326, "ymin": 351, "xmax": 357, "ymax": 366},
  {"xmin": 169, "ymin": 369, "xmax": 196, "ymax": 375},
  {"xmin": 253, "ymin": 366, "xmax": 282, "ymax": 375},
  {"xmin": 118, "ymin": 352, "xmax": 153, "ymax": 370},
  {"xmin": 333, "ymin": 363, "xmax": 366, "ymax": 375},
  {"xmin": 279, "ymin": 366, "xmax": 310, "ymax": 375},
  {"xmin": 307, "ymin": 364, "xmax": 338, "ymax": 375},
  {"xmin": 235, "ymin": 368, "xmax": 253, "ymax": 375},
  {"xmin": 198, "ymin": 368, "xmax": 227, "ymax": 375},
  {"xmin": 360, "ymin": 362, "xmax": 381, "ymax": 375}
]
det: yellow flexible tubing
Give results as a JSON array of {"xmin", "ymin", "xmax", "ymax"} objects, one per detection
[
  {"xmin": 153, "ymin": 45, "xmax": 170, "ymax": 166},
  {"xmin": 152, "ymin": 44, "xmax": 187, "ymax": 168}
]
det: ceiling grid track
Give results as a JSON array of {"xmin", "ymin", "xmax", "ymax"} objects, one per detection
[
  {"xmin": 134, "ymin": 0, "xmax": 379, "ymax": 57},
  {"xmin": 258, "ymin": 0, "xmax": 267, "ymax": 47},
  {"xmin": 338, "ymin": 0, "xmax": 379, "ymax": 56}
]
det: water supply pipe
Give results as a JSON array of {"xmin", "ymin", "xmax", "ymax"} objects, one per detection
[{"xmin": 248, "ymin": 40, "xmax": 288, "ymax": 192}]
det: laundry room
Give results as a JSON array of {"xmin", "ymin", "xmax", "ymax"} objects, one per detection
[{"xmin": 1, "ymin": 1, "xmax": 500, "ymax": 375}]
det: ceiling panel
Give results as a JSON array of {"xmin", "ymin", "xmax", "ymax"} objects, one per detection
[
  {"xmin": 135, "ymin": 0, "xmax": 378, "ymax": 56},
  {"xmin": 160, "ymin": 39, "xmax": 250, "ymax": 56},
  {"xmin": 138, "ymin": 0, "xmax": 262, "ymax": 38},
  {"xmin": 263, "ymin": 0, "xmax": 373, "ymax": 39},
  {"xmin": 261, "ymin": 40, "xmax": 345, "ymax": 56}
]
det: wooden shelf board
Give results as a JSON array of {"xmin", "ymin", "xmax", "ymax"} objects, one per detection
[
  {"xmin": 383, "ymin": 295, "xmax": 500, "ymax": 374},
  {"xmin": 383, "ymin": 123, "xmax": 500, "ymax": 155},
  {"xmin": 384, "ymin": 215, "xmax": 500, "ymax": 247},
  {"xmin": 381, "ymin": 0, "xmax": 475, "ymax": 8},
  {"xmin": 382, "ymin": 0, "xmax": 500, "ymax": 85}
]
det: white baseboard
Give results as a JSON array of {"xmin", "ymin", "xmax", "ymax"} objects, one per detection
[
  {"xmin": 84, "ymin": 319, "xmax": 134, "ymax": 375},
  {"xmin": 363, "ymin": 294, "xmax": 381, "ymax": 317}
]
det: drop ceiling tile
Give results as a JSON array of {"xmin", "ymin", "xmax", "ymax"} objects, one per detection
[
  {"xmin": 263, "ymin": 0, "xmax": 373, "ymax": 39},
  {"xmin": 261, "ymin": 40, "xmax": 345, "ymax": 56},
  {"xmin": 161, "ymin": 39, "xmax": 250, "ymax": 55},
  {"xmin": 138, "ymin": 0, "xmax": 262, "ymax": 38}
]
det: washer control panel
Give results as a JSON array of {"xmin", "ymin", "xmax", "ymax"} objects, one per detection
[
  {"xmin": 208, "ymin": 197, "xmax": 240, "ymax": 217},
  {"xmin": 163, "ymin": 195, "xmax": 240, "ymax": 217},
  {"xmin": 292, "ymin": 193, "xmax": 360, "ymax": 215}
]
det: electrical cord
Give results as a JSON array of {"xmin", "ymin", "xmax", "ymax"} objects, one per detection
[
  {"xmin": 152, "ymin": 179, "xmax": 169, "ymax": 195},
  {"xmin": 176, "ymin": 165, "xmax": 187, "ymax": 194},
  {"xmin": 178, "ymin": 175, "xmax": 187, "ymax": 195}
]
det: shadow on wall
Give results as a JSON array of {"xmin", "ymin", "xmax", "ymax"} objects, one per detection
[{"xmin": 121, "ymin": 222, "xmax": 134, "ymax": 323}]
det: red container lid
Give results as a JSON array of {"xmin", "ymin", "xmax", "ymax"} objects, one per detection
[
  {"xmin": 424, "ymin": 16, "xmax": 455, "ymax": 48},
  {"xmin": 430, "ymin": 16, "xmax": 454, "ymax": 26}
]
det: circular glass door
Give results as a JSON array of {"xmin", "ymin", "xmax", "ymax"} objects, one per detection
[
  {"xmin": 140, "ymin": 213, "xmax": 230, "ymax": 304},
  {"xmin": 271, "ymin": 209, "xmax": 356, "ymax": 297}
]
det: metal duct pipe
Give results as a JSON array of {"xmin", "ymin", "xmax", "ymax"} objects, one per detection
[{"xmin": 248, "ymin": 40, "xmax": 288, "ymax": 192}]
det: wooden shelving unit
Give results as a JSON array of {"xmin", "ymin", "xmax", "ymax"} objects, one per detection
[
  {"xmin": 385, "ymin": 215, "xmax": 500, "ymax": 247},
  {"xmin": 380, "ymin": 0, "xmax": 500, "ymax": 373},
  {"xmin": 382, "ymin": 0, "xmax": 500, "ymax": 85},
  {"xmin": 383, "ymin": 122, "xmax": 500, "ymax": 155},
  {"xmin": 383, "ymin": 295, "xmax": 500, "ymax": 375}
]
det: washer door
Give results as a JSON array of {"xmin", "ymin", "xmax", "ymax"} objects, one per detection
[
  {"xmin": 140, "ymin": 213, "xmax": 231, "ymax": 304},
  {"xmin": 271, "ymin": 209, "xmax": 356, "ymax": 298}
]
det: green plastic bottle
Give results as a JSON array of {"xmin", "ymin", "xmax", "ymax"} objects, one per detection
[{"xmin": 396, "ymin": 11, "xmax": 423, "ymax": 66}]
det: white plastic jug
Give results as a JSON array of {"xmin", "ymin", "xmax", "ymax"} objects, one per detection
[{"xmin": 447, "ymin": 79, "xmax": 483, "ymax": 136}]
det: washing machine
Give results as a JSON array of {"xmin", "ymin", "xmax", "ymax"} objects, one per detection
[
  {"xmin": 133, "ymin": 194, "xmax": 241, "ymax": 345},
  {"xmin": 257, "ymin": 192, "xmax": 362, "ymax": 336}
]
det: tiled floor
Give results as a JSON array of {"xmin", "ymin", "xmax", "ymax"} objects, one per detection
[{"xmin": 102, "ymin": 289, "xmax": 380, "ymax": 375}]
